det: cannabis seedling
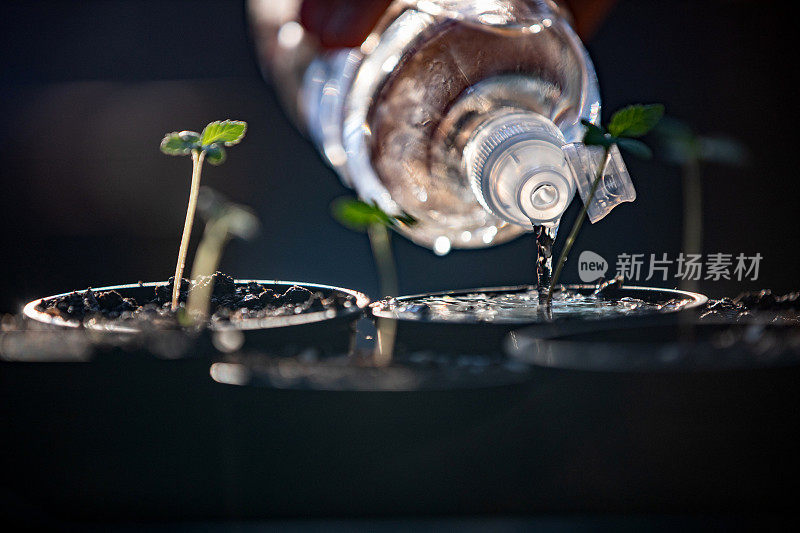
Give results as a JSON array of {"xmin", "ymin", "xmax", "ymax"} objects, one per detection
[
  {"xmin": 184, "ymin": 187, "xmax": 260, "ymax": 322},
  {"xmin": 331, "ymin": 198, "xmax": 416, "ymax": 298},
  {"xmin": 331, "ymin": 198, "xmax": 416, "ymax": 364},
  {"xmin": 547, "ymin": 104, "xmax": 664, "ymax": 305},
  {"xmin": 654, "ymin": 118, "xmax": 747, "ymax": 287},
  {"xmin": 160, "ymin": 120, "xmax": 247, "ymax": 311}
]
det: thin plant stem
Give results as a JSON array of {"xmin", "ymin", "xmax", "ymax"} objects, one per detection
[
  {"xmin": 374, "ymin": 315, "xmax": 398, "ymax": 366},
  {"xmin": 547, "ymin": 146, "xmax": 611, "ymax": 305},
  {"xmin": 680, "ymin": 157, "xmax": 702, "ymax": 291},
  {"xmin": 186, "ymin": 219, "xmax": 227, "ymax": 320},
  {"xmin": 678, "ymin": 156, "xmax": 702, "ymax": 341},
  {"xmin": 368, "ymin": 223, "xmax": 398, "ymax": 365},
  {"xmin": 171, "ymin": 150, "xmax": 205, "ymax": 310},
  {"xmin": 367, "ymin": 224, "xmax": 398, "ymax": 298}
]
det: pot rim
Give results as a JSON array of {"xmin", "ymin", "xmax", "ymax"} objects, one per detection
[
  {"xmin": 506, "ymin": 320, "xmax": 800, "ymax": 372},
  {"xmin": 370, "ymin": 284, "xmax": 708, "ymax": 323},
  {"xmin": 23, "ymin": 280, "xmax": 371, "ymax": 331}
]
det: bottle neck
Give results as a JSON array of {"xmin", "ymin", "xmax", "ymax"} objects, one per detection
[{"xmin": 463, "ymin": 110, "xmax": 576, "ymax": 228}]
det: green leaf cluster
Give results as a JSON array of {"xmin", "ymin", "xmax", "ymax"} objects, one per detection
[
  {"xmin": 331, "ymin": 197, "xmax": 417, "ymax": 232},
  {"xmin": 654, "ymin": 116, "xmax": 747, "ymax": 166},
  {"xmin": 160, "ymin": 120, "xmax": 247, "ymax": 166},
  {"xmin": 581, "ymin": 104, "xmax": 664, "ymax": 159}
]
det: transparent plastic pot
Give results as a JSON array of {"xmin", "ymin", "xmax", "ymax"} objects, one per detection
[
  {"xmin": 507, "ymin": 317, "xmax": 800, "ymax": 372},
  {"xmin": 371, "ymin": 284, "xmax": 708, "ymax": 353},
  {"xmin": 22, "ymin": 280, "xmax": 370, "ymax": 357}
]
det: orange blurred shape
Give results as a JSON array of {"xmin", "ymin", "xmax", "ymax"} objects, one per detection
[
  {"xmin": 299, "ymin": 0, "xmax": 617, "ymax": 48},
  {"xmin": 300, "ymin": 0, "xmax": 393, "ymax": 49}
]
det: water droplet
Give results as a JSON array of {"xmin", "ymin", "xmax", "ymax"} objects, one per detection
[
  {"xmin": 433, "ymin": 236, "xmax": 451, "ymax": 256},
  {"xmin": 482, "ymin": 226, "xmax": 497, "ymax": 244},
  {"xmin": 277, "ymin": 21, "xmax": 304, "ymax": 48}
]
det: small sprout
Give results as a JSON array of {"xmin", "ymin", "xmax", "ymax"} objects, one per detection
[
  {"xmin": 547, "ymin": 104, "xmax": 664, "ymax": 305},
  {"xmin": 160, "ymin": 120, "xmax": 247, "ymax": 311},
  {"xmin": 655, "ymin": 116, "xmax": 748, "ymax": 166},
  {"xmin": 161, "ymin": 120, "xmax": 247, "ymax": 166},
  {"xmin": 197, "ymin": 187, "xmax": 260, "ymax": 241},
  {"xmin": 331, "ymin": 197, "xmax": 416, "ymax": 364},
  {"xmin": 607, "ymin": 104, "xmax": 665, "ymax": 138},
  {"xmin": 652, "ymin": 117, "xmax": 748, "ymax": 277},
  {"xmin": 330, "ymin": 197, "xmax": 416, "ymax": 297},
  {"xmin": 184, "ymin": 187, "xmax": 260, "ymax": 322},
  {"xmin": 579, "ymin": 103, "xmax": 664, "ymax": 158},
  {"xmin": 331, "ymin": 198, "xmax": 417, "ymax": 232}
]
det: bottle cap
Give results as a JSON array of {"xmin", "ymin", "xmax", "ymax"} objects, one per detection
[
  {"xmin": 465, "ymin": 112, "xmax": 575, "ymax": 227},
  {"xmin": 466, "ymin": 111, "xmax": 636, "ymax": 227}
]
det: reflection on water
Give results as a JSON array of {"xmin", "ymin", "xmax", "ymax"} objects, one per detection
[{"xmin": 384, "ymin": 288, "xmax": 686, "ymax": 324}]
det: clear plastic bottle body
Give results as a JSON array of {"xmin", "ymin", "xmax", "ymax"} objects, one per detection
[{"xmin": 249, "ymin": 0, "xmax": 602, "ymax": 252}]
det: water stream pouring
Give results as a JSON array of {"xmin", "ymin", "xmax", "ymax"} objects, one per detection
[{"xmin": 250, "ymin": 0, "xmax": 636, "ymax": 252}]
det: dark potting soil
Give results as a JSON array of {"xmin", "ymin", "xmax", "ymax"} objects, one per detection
[
  {"xmin": 35, "ymin": 272, "xmax": 355, "ymax": 325},
  {"xmin": 734, "ymin": 289, "xmax": 800, "ymax": 311},
  {"xmin": 700, "ymin": 290, "xmax": 800, "ymax": 322}
]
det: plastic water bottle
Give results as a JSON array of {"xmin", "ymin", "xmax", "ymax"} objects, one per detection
[{"xmin": 249, "ymin": 0, "xmax": 635, "ymax": 254}]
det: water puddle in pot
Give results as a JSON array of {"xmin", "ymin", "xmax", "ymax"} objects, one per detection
[{"xmin": 384, "ymin": 289, "xmax": 686, "ymax": 324}]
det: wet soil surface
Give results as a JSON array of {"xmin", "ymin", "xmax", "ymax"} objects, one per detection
[
  {"xmin": 700, "ymin": 289, "xmax": 800, "ymax": 321},
  {"xmin": 35, "ymin": 272, "xmax": 355, "ymax": 325}
]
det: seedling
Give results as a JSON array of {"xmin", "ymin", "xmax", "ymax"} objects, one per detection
[
  {"xmin": 184, "ymin": 187, "xmax": 260, "ymax": 322},
  {"xmin": 547, "ymin": 104, "xmax": 665, "ymax": 305},
  {"xmin": 654, "ymin": 118, "xmax": 747, "ymax": 287},
  {"xmin": 331, "ymin": 198, "xmax": 416, "ymax": 298},
  {"xmin": 160, "ymin": 120, "xmax": 247, "ymax": 311},
  {"xmin": 331, "ymin": 198, "xmax": 416, "ymax": 363}
]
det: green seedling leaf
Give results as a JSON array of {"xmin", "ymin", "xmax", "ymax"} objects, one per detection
[
  {"xmin": 160, "ymin": 130, "xmax": 200, "ymax": 156},
  {"xmin": 204, "ymin": 144, "xmax": 226, "ymax": 165},
  {"xmin": 331, "ymin": 198, "xmax": 392, "ymax": 231},
  {"xmin": 161, "ymin": 121, "xmax": 246, "ymax": 164},
  {"xmin": 616, "ymin": 137, "xmax": 653, "ymax": 159},
  {"xmin": 581, "ymin": 119, "xmax": 612, "ymax": 148},
  {"xmin": 655, "ymin": 117, "xmax": 747, "ymax": 166},
  {"xmin": 653, "ymin": 117, "xmax": 698, "ymax": 163},
  {"xmin": 608, "ymin": 104, "xmax": 664, "ymax": 138},
  {"xmin": 655, "ymin": 116, "xmax": 694, "ymax": 142},
  {"xmin": 697, "ymin": 137, "xmax": 748, "ymax": 165},
  {"xmin": 331, "ymin": 197, "xmax": 417, "ymax": 232},
  {"xmin": 331, "ymin": 197, "xmax": 413, "ymax": 300},
  {"xmin": 200, "ymin": 120, "xmax": 247, "ymax": 147}
]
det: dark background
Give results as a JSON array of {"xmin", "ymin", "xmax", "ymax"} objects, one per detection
[{"xmin": 0, "ymin": 0, "xmax": 795, "ymax": 311}]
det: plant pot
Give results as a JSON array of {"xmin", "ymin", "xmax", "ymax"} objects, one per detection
[
  {"xmin": 22, "ymin": 280, "xmax": 370, "ymax": 356},
  {"xmin": 507, "ymin": 317, "xmax": 800, "ymax": 372},
  {"xmin": 370, "ymin": 284, "xmax": 707, "ymax": 354},
  {"xmin": 209, "ymin": 348, "xmax": 533, "ymax": 391}
]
